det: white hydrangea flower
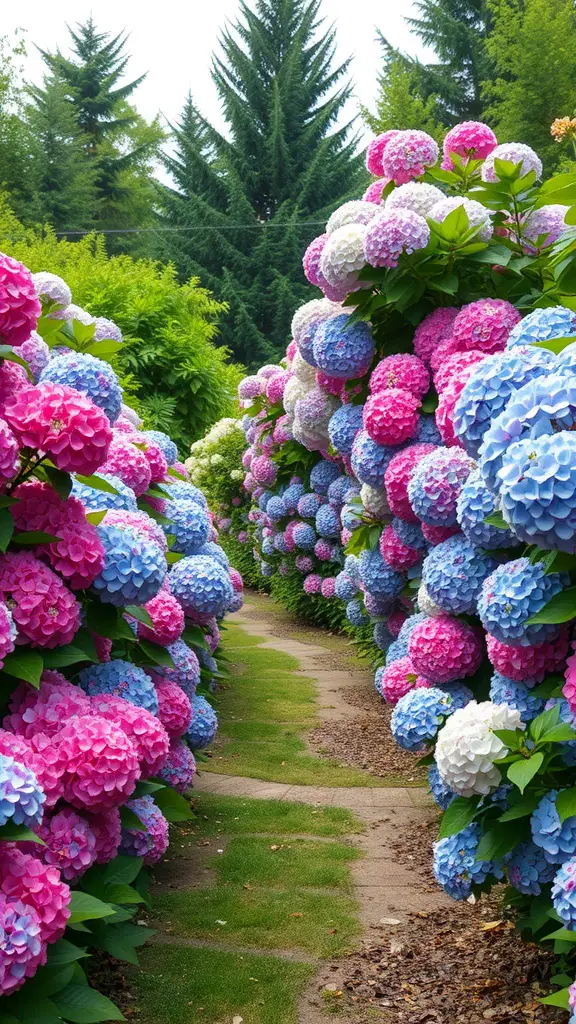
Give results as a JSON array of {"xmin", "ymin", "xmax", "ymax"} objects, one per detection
[
  {"xmin": 326, "ymin": 200, "xmax": 380, "ymax": 235},
  {"xmin": 121, "ymin": 404, "xmax": 142, "ymax": 427},
  {"xmin": 385, "ymin": 182, "xmax": 444, "ymax": 218},
  {"xmin": 320, "ymin": 223, "xmax": 367, "ymax": 288},
  {"xmin": 417, "ymin": 582, "xmax": 445, "ymax": 617},
  {"xmin": 32, "ymin": 271, "xmax": 72, "ymax": 310},
  {"xmin": 210, "ymin": 454, "xmax": 224, "ymax": 466},
  {"xmin": 230, "ymin": 469, "xmax": 244, "ymax": 481},
  {"xmin": 291, "ymin": 298, "xmax": 342, "ymax": 344},
  {"xmin": 283, "ymin": 375, "xmax": 312, "ymax": 415},
  {"xmin": 291, "ymin": 350, "xmax": 317, "ymax": 385},
  {"xmin": 292, "ymin": 416, "xmax": 327, "ymax": 451},
  {"xmin": 429, "ymin": 196, "xmax": 493, "ymax": 243},
  {"xmin": 436, "ymin": 700, "xmax": 524, "ymax": 797},
  {"xmin": 481, "ymin": 143, "xmax": 542, "ymax": 183},
  {"xmin": 360, "ymin": 483, "xmax": 390, "ymax": 518}
]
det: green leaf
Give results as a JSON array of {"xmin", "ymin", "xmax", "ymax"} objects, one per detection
[
  {"xmin": 153, "ymin": 786, "xmax": 193, "ymax": 822},
  {"xmin": 103, "ymin": 883, "xmax": 144, "ymax": 905},
  {"xmin": 47, "ymin": 940, "xmax": 90, "ymax": 965},
  {"xmin": 0, "ymin": 822, "xmax": 45, "ymax": 844},
  {"xmin": 476, "ymin": 822, "xmax": 525, "ymax": 862},
  {"xmin": 429, "ymin": 270, "xmax": 459, "ymax": 295},
  {"xmin": 499, "ymin": 791, "xmax": 542, "ymax": 821},
  {"xmin": 85, "ymin": 339, "xmax": 123, "ymax": 358},
  {"xmin": 2, "ymin": 650, "xmax": 44, "ymax": 686},
  {"xmin": 12, "ymin": 531, "xmax": 61, "ymax": 545},
  {"xmin": 507, "ymin": 752, "xmax": 544, "ymax": 793},
  {"xmin": 438, "ymin": 796, "xmax": 479, "ymax": 839},
  {"xmin": 181, "ymin": 624, "xmax": 209, "ymax": 650},
  {"xmin": 75, "ymin": 474, "xmax": 119, "ymax": 495},
  {"xmin": 541, "ymin": 724, "xmax": 576, "ymax": 742},
  {"xmin": 68, "ymin": 892, "xmax": 115, "ymax": 924},
  {"xmin": 539, "ymin": 986, "xmax": 571, "ymax": 1008},
  {"xmin": 467, "ymin": 244, "xmax": 512, "ymax": 267},
  {"xmin": 42, "ymin": 643, "xmax": 97, "ymax": 670},
  {"xmin": 86, "ymin": 604, "xmax": 134, "ymax": 642},
  {"xmin": 530, "ymin": 703, "xmax": 561, "ymax": 742},
  {"xmin": 166, "ymin": 550, "xmax": 185, "ymax": 563},
  {"xmin": 420, "ymin": 389, "xmax": 438, "ymax": 414},
  {"xmin": 530, "ymin": 336, "xmax": 576, "ymax": 354},
  {"xmin": 85, "ymin": 510, "xmax": 107, "ymax": 526},
  {"xmin": 526, "ymin": 587, "xmax": 576, "ymax": 624},
  {"xmin": 0, "ymin": 508, "xmax": 14, "ymax": 553},
  {"xmin": 120, "ymin": 805, "xmax": 145, "ymax": 830},
  {"xmin": 555, "ymin": 788, "xmax": 576, "ymax": 822},
  {"xmin": 138, "ymin": 639, "xmax": 176, "ymax": 667},
  {"xmin": 125, "ymin": 606, "xmax": 153, "ymax": 627},
  {"xmin": 42, "ymin": 463, "xmax": 73, "ymax": 500},
  {"xmin": 483, "ymin": 511, "xmax": 508, "ymax": 530},
  {"xmin": 103, "ymin": 854, "xmax": 144, "ymax": 887},
  {"xmin": 52, "ymin": 982, "xmax": 125, "ymax": 1022}
]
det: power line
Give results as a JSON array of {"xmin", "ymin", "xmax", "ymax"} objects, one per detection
[{"xmin": 54, "ymin": 221, "xmax": 329, "ymax": 237}]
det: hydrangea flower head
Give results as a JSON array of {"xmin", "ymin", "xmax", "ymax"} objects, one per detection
[
  {"xmin": 303, "ymin": 234, "xmax": 328, "ymax": 287},
  {"xmin": 383, "ymin": 443, "xmax": 436, "ymax": 521},
  {"xmin": 408, "ymin": 447, "xmax": 474, "ymax": 526},
  {"xmin": 408, "ymin": 616, "xmax": 483, "ymax": 683},
  {"xmin": 40, "ymin": 352, "xmax": 122, "ymax": 424},
  {"xmin": 392, "ymin": 686, "xmax": 460, "ymax": 751},
  {"xmin": 481, "ymin": 143, "xmax": 542, "ymax": 182},
  {"xmin": 360, "ymin": 482, "xmax": 389, "ymax": 518},
  {"xmin": 164, "ymin": 498, "xmax": 211, "ymax": 555},
  {"xmin": 72, "ymin": 474, "xmax": 138, "ymax": 515},
  {"xmin": 531, "ymin": 790, "xmax": 576, "ymax": 864},
  {"xmin": 451, "ymin": 299, "xmax": 521, "ymax": 354},
  {"xmin": 251, "ymin": 455, "xmax": 277, "ymax": 487},
  {"xmin": 100, "ymin": 437, "xmax": 151, "ymax": 496},
  {"xmin": 506, "ymin": 305, "xmax": 576, "ymax": 349},
  {"xmin": 363, "ymin": 209, "xmax": 430, "ymax": 268},
  {"xmin": 359, "ymin": 548, "xmax": 404, "ymax": 601},
  {"xmin": 5, "ymin": 382, "xmax": 112, "ymax": 475},
  {"xmin": 19, "ymin": 332, "xmax": 50, "ymax": 380},
  {"xmin": 436, "ymin": 700, "xmax": 523, "ymax": 796},
  {"xmin": 312, "ymin": 315, "xmax": 374, "ymax": 380},
  {"xmin": 141, "ymin": 429, "xmax": 178, "ymax": 465},
  {"xmin": 153, "ymin": 640, "xmax": 200, "ymax": 699},
  {"xmin": 187, "ymin": 695, "xmax": 218, "ymax": 750},
  {"xmin": 32, "ymin": 270, "xmax": 72, "ymax": 309},
  {"xmin": 489, "ymin": 673, "xmax": 546, "ymax": 719},
  {"xmin": 93, "ymin": 523, "xmax": 166, "ymax": 607},
  {"xmin": 499, "ymin": 432, "xmax": 576, "ymax": 551},
  {"xmin": 385, "ymin": 181, "xmax": 444, "ymax": 217},
  {"xmin": 429, "ymin": 763, "xmax": 456, "ymax": 810},
  {"xmin": 120, "ymin": 795, "xmax": 168, "ymax": 865},
  {"xmin": 5, "ymin": 673, "xmax": 89, "ymax": 739},
  {"xmin": 0, "ymin": 553, "xmax": 81, "ymax": 649},
  {"xmin": 486, "ymin": 629, "xmax": 569, "ymax": 683},
  {"xmin": 429, "ymin": 196, "xmax": 492, "ymax": 242},
  {"xmin": 433, "ymin": 823, "xmax": 500, "ymax": 900},
  {"xmin": 345, "ymin": 598, "xmax": 370, "ymax": 625},
  {"xmin": 413, "ymin": 307, "xmax": 458, "ymax": 366},
  {"xmin": 0, "ymin": 892, "xmax": 45, "ymax": 995},
  {"xmin": 381, "ymin": 130, "xmax": 439, "ymax": 185},
  {"xmin": 442, "ymin": 121, "xmax": 497, "ymax": 166},
  {"xmin": 552, "ymin": 858, "xmax": 576, "ymax": 926},
  {"xmin": 310, "ymin": 459, "xmax": 340, "ymax": 495},
  {"xmin": 521, "ymin": 205, "xmax": 569, "ymax": 252},
  {"xmin": 456, "ymin": 467, "xmax": 519, "ymax": 549},
  {"xmin": 80, "ymin": 660, "xmax": 158, "ymax": 715},
  {"xmin": 351, "ymin": 430, "xmax": 398, "ymax": 488},
  {"xmin": 379, "ymin": 656, "xmax": 430, "ymax": 706},
  {"xmin": 157, "ymin": 737, "xmax": 196, "ymax": 793},
  {"xmin": 169, "ymin": 554, "xmax": 233, "ymax": 618},
  {"xmin": 370, "ymin": 353, "xmax": 430, "ymax": 400},
  {"xmin": 53, "ymin": 714, "xmax": 140, "ymax": 811},
  {"xmin": 363, "ymin": 178, "xmax": 391, "ymax": 204},
  {"xmin": 478, "ymin": 558, "xmax": 567, "ymax": 646},
  {"xmin": 380, "ymin": 522, "xmax": 422, "ymax": 571},
  {"xmin": 363, "ymin": 388, "xmax": 420, "ymax": 445},
  {"xmin": 326, "ymin": 200, "xmax": 380, "ymax": 234},
  {"xmin": 137, "ymin": 589, "xmax": 184, "ymax": 647},
  {"xmin": 366, "ymin": 131, "xmax": 401, "ymax": 175},
  {"xmin": 319, "ymin": 223, "xmax": 367, "ymax": 295},
  {"xmin": 36, "ymin": 805, "xmax": 97, "ymax": 881},
  {"xmin": 0, "ymin": 754, "xmax": 44, "ymax": 828},
  {"xmin": 505, "ymin": 840, "xmax": 554, "ymax": 895},
  {"xmin": 0, "ymin": 252, "xmax": 41, "ymax": 346},
  {"xmin": 422, "ymin": 535, "xmax": 498, "ymax": 615}
]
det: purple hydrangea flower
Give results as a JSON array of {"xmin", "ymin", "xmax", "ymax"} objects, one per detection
[
  {"xmin": 408, "ymin": 447, "xmax": 474, "ymax": 526},
  {"xmin": 170, "ymin": 554, "xmax": 234, "ymax": 618}
]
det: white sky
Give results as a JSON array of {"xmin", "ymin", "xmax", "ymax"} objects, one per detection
[{"xmin": 3, "ymin": 0, "xmax": 431, "ymax": 141}]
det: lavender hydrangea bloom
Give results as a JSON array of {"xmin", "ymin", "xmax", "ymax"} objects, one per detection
[
  {"xmin": 327, "ymin": 475, "xmax": 353, "ymax": 508},
  {"xmin": 506, "ymin": 841, "xmax": 555, "ymax": 895},
  {"xmin": 430, "ymin": 195, "xmax": 492, "ymax": 242},
  {"xmin": 363, "ymin": 209, "xmax": 430, "ymax": 269},
  {"xmin": 297, "ymin": 493, "xmax": 323, "ymax": 519},
  {"xmin": 506, "ymin": 305, "xmax": 576, "ymax": 349},
  {"xmin": 499, "ymin": 432, "xmax": 576, "ymax": 552},
  {"xmin": 478, "ymin": 558, "xmax": 567, "ymax": 646},
  {"xmin": 481, "ymin": 143, "xmax": 542, "ymax": 183},
  {"xmin": 328, "ymin": 404, "xmax": 364, "ymax": 455},
  {"xmin": 0, "ymin": 755, "xmax": 44, "ymax": 828},
  {"xmin": 423, "ymin": 536, "xmax": 498, "ymax": 615},
  {"xmin": 359, "ymin": 549, "xmax": 404, "ymax": 601},
  {"xmin": 154, "ymin": 640, "xmax": 200, "ymax": 698},
  {"xmin": 531, "ymin": 790, "xmax": 576, "ymax": 864},
  {"xmin": 351, "ymin": 430, "xmax": 400, "ymax": 488},
  {"xmin": 456, "ymin": 468, "xmax": 520, "ymax": 549},
  {"xmin": 310, "ymin": 460, "xmax": 341, "ymax": 495},
  {"xmin": 489, "ymin": 673, "xmax": 545, "ymax": 719},
  {"xmin": 312, "ymin": 316, "xmax": 374, "ymax": 380},
  {"xmin": 433, "ymin": 823, "xmax": 502, "ymax": 900},
  {"xmin": 408, "ymin": 448, "xmax": 474, "ymax": 526},
  {"xmin": 186, "ymin": 696, "xmax": 218, "ymax": 750}
]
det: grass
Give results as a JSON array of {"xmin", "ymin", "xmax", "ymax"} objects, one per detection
[
  {"xmin": 127, "ymin": 792, "xmax": 364, "ymax": 1024},
  {"xmin": 132, "ymin": 945, "xmax": 315, "ymax": 1024},
  {"xmin": 206, "ymin": 621, "xmax": 385, "ymax": 786}
]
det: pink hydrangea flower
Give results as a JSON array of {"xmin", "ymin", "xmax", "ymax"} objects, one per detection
[
  {"xmin": 384, "ymin": 443, "xmax": 438, "ymax": 522},
  {"xmin": 364, "ymin": 209, "xmax": 430, "ymax": 268},
  {"xmin": 387, "ymin": 610, "xmax": 407, "ymax": 637},
  {"xmin": 137, "ymin": 590, "xmax": 185, "ymax": 646},
  {"xmin": 89, "ymin": 694, "xmax": 170, "ymax": 777},
  {"xmin": 413, "ymin": 307, "xmax": 458, "ymax": 365},
  {"xmin": 370, "ymin": 354, "xmax": 430, "ymax": 399},
  {"xmin": 409, "ymin": 616, "xmax": 483, "ymax": 683},
  {"xmin": 0, "ymin": 892, "xmax": 45, "ymax": 994},
  {"xmin": 366, "ymin": 131, "xmax": 401, "ymax": 176},
  {"xmin": 5, "ymin": 673, "xmax": 90, "ymax": 739},
  {"xmin": 103, "ymin": 509, "xmax": 167, "ymax": 552},
  {"xmin": 142, "ymin": 438, "xmax": 168, "ymax": 484},
  {"xmin": 314, "ymin": 539, "xmax": 333, "ymax": 562},
  {"xmin": 5, "ymin": 383, "xmax": 112, "ymax": 475},
  {"xmin": 451, "ymin": 299, "xmax": 521, "ymax": 354},
  {"xmin": 421, "ymin": 523, "xmax": 461, "ymax": 545},
  {"xmin": 488, "ymin": 631, "xmax": 569, "ymax": 684},
  {"xmin": 320, "ymin": 577, "xmax": 336, "ymax": 598},
  {"xmin": 379, "ymin": 656, "xmax": 430, "ymax": 705},
  {"xmin": 52, "ymin": 715, "xmax": 140, "ymax": 811},
  {"xmin": 381, "ymin": 130, "xmax": 439, "ymax": 185},
  {"xmin": 266, "ymin": 372, "xmax": 288, "ymax": 404},
  {"xmin": 433, "ymin": 350, "xmax": 486, "ymax": 394},
  {"xmin": 0, "ymin": 552, "xmax": 81, "ymax": 649},
  {"xmin": 481, "ymin": 143, "xmax": 542, "ymax": 183},
  {"xmin": 380, "ymin": 525, "xmax": 422, "ymax": 571},
  {"xmin": 35, "ymin": 805, "xmax": 97, "ymax": 881},
  {"xmin": 0, "ymin": 362, "xmax": 28, "ymax": 415},
  {"xmin": 363, "ymin": 388, "xmax": 420, "ymax": 446},
  {"xmin": 363, "ymin": 178, "xmax": 391, "ymax": 204},
  {"xmin": 303, "ymin": 234, "xmax": 328, "ymax": 287},
  {"xmin": 87, "ymin": 807, "xmax": 122, "ymax": 864},
  {"xmin": 521, "ymin": 205, "xmax": 568, "ymax": 253},
  {"xmin": 0, "ymin": 601, "xmax": 15, "ymax": 669},
  {"xmin": 436, "ymin": 364, "xmax": 482, "ymax": 448},
  {"xmin": 251, "ymin": 455, "xmax": 277, "ymax": 486},
  {"xmin": 11, "ymin": 481, "xmax": 85, "ymax": 534},
  {"xmin": 303, "ymin": 573, "xmax": 322, "ymax": 594},
  {"xmin": 238, "ymin": 375, "xmax": 264, "ymax": 400},
  {"xmin": 0, "ymin": 418, "xmax": 19, "ymax": 485},
  {"xmin": 442, "ymin": 121, "xmax": 497, "ymax": 169},
  {"xmin": 100, "ymin": 437, "xmax": 152, "ymax": 496},
  {"xmin": 154, "ymin": 678, "xmax": 192, "ymax": 738},
  {"xmin": 0, "ymin": 845, "xmax": 71, "ymax": 944},
  {"xmin": 0, "ymin": 253, "xmax": 41, "ymax": 346},
  {"xmin": 229, "ymin": 568, "xmax": 243, "ymax": 593}
]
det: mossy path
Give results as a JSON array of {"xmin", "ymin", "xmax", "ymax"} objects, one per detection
[{"xmin": 124, "ymin": 596, "xmax": 442, "ymax": 1024}]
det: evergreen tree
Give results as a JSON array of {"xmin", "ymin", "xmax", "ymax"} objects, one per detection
[
  {"xmin": 0, "ymin": 34, "xmax": 42, "ymax": 225},
  {"xmin": 158, "ymin": 0, "xmax": 365, "ymax": 366},
  {"xmin": 362, "ymin": 43, "xmax": 446, "ymax": 142},
  {"xmin": 483, "ymin": 0, "xmax": 576, "ymax": 171}
]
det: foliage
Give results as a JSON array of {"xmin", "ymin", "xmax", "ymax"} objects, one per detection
[
  {"xmin": 157, "ymin": 0, "xmax": 365, "ymax": 365},
  {"xmin": 362, "ymin": 49, "xmax": 447, "ymax": 144},
  {"xmin": 186, "ymin": 418, "xmax": 246, "ymax": 509}
]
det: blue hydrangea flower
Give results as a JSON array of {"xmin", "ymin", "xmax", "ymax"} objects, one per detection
[
  {"xmin": 359, "ymin": 549, "xmax": 404, "ymax": 601},
  {"xmin": 552, "ymin": 857, "xmax": 576, "ymax": 926},
  {"xmin": 504, "ymin": 841, "xmax": 555, "ymax": 896},
  {"xmin": 335, "ymin": 572, "xmax": 358, "ymax": 600},
  {"xmin": 120, "ymin": 795, "xmax": 166, "ymax": 861},
  {"xmin": 273, "ymin": 532, "xmax": 289, "ymax": 554},
  {"xmin": 392, "ymin": 518, "xmax": 427, "ymax": 551},
  {"xmin": 0, "ymin": 754, "xmax": 44, "ymax": 828},
  {"xmin": 555, "ymin": 344, "xmax": 576, "ymax": 372},
  {"xmin": 328, "ymin": 404, "xmax": 364, "ymax": 455},
  {"xmin": 292, "ymin": 522, "xmax": 317, "ymax": 551},
  {"xmin": 154, "ymin": 640, "xmax": 200, "ymax": 699},
  {"xmin": 531, "ymin": 790, "xmax": 576, "ymax": 864},
  {"xmin": 506, "ymin": 305, "xmax": 576, "ymax": 349},
  {"xmin": 297, "ymin": 321, "xmax": 321, "ymax": 367},
  {"xmin": 479, "ymin": 372, "xmax": 576, "ymax": 493},
  {"xmin": 166, "ymin": 481, "xmax": 208, "ymax": 507},
  {"xmin": 141, "ymin": 429, "xmax": 178, "ymax": 465},
  {"xmin": 72, "ymin": 473, "xmax": 138, "ymax": 513},
  {"xmin": 258, "ymin": 491, "xmax": 273, "ymax": 511},
  {"xmin": 346, "ymin": 599, "xmax": 370, "ymax": 626},
  {"xmin": 297, "ymin": 493, "xmax": 323, "ymax": 519},
  {"xmin": 327, "ymin": 475, "xmax": 353, "ymax": 509},
  {"xmin": 261, "ymin": 537, "xmax": 274, "ymax": 556},
  {"xmin": 489, "ymin": 673, "xmax": 546, "ymax": 719},
  {"xmin": 40, "ymin": 352, "xmax": 123, "ymax": 423},
  {"xmin": 429, "ymin": 764, "xmax": 456, "ymax": 810},
  {"xmin": 456, "ymin": 468, "xmax": 520, "ymax": 550},
  {"xmin": 260, "ymin": 561, "xmax": 274, "ymax": 578},
  {"xmin": 94, "ymin": 523, "xmax": 166, "ymax": 606},
  {"xmin": 282, "ymin": 482, "xmax": 305, "ymax": 513},
  {"xmin": 196, "ymin": 541, "xmax": 230, "ymax": 569},
  {"xmin": 396, "ymin": 612, "xmax": 428, "ymax": 646},
  {"xmin": 408, "ymin": 448, "xmax": 474, "ymax": 526},
  {"xmin": 433, "ymin": 823, "xmax": 501, "ymax": 900},
  {"xmin": 312, "ymin": 315, "xmax": 375, "ymax": 379},
  {"xmin": 164, "ymin": 499, "xmax": 211, "ymax": 555},
  {"xmin": 385, "ymin": 639, "xmax": 406, "ymax": 665},
  {"xmin": 499, "ymin": 432, "xmax": 576, "ymax": 552},
  {"xmin": 414, "ymin": 415, "xmax": 442, "ymax": 445},
  {"xmin": 351, "ymin": 430, "xmax": 399, "ymax": 488},
  {"xmin": 340, "ymin": 503, "xmax": 363, "ymax": 530},
  {"xmin": 478, "ymin": 558, "xmax": 567, "ymax": 646},
  {"xmin": 315, "ymin": 504, "xmax": 341, "ymax": 539},
  {"xmin": 374, "ymin": 665, "xmax": 385, "ymax": 696},
  {"xmin": 170, "ymin": 554, "xmax": 234, "ymax": 618},
  {"xmin": 442, "ymin": 683, "xmax": 474, "ymax": 710},
  {"xmin": 80, "ymin": 660, "xmax": 158, "ymax": 714},
  {"xmin": 310, "ymin": 460, "xmax": 341, "ymax": 495},
  {"xmin": 453, "ymin": 347, "xmax": 554, "ymax": 458},
  {"xmin": 186, "ymin": 695, "xmax": 218, "ymax": 750},
  {"xmin": 391, "ymin": 687, "xmax": 458, "ymax": 751},
  {"xmin": 344, "ymin": 554, "xmax": 360, "ymax": 583},
  {"xmin": 266, "ymin": 496, "xmax": 287, "ymax": 522},
  {"xmin": 373, "ymin": 621, "xmax": 395, "ymax": 651},
  {"xmin": 423, "ymin": 536, "xmax": 497, "ymax": 615}
]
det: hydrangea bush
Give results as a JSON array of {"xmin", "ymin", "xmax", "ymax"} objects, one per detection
[
  {"xmin": 220, "ymin": 121, "xmax": 576, "ymax": 1012},
  {"xmin": 0, "ymin": 259, "xmax": 241, "ymax": 1021}
]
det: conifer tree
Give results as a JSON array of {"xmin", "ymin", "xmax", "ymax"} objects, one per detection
[
  {"xmin": 362, "ymin": 44, "xmax": 446, "ymax": 142},
  {"xmin": 159, "ymin": 0, "xmax": 365, "ymax": 366}
]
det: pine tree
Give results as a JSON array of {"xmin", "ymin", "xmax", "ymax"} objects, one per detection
[
  {"xmin": 158, "ymin": 0, "xmax": 365, "ymax": 366},
  {"xmin": 483, "ymin": 0, "xmax": 576, "ymax": 171},
  {"xmin": 362, "ymin": 43, "xmax": 446, "ymax": 142}
]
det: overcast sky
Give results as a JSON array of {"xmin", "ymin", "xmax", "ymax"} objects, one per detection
[{"xmin": 3, "ymin": 0, "xmax": 431, "ymax": 139}]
